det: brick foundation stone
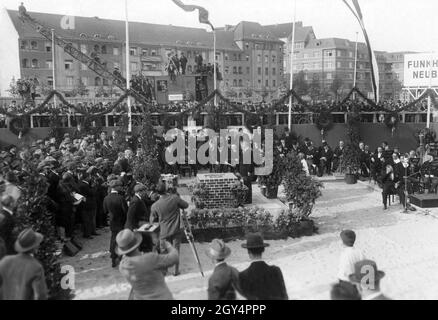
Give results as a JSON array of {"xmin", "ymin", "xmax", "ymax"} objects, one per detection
[{"xmin": 196, "ymin": 173, "xmax": 238, "ymax": 209}]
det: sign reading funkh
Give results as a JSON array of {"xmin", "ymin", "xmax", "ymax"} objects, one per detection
[{"xmin": 404, "ymin": 53, "xmax": 438, "ymax": 87}]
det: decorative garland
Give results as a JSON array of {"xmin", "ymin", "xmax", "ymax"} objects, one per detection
[
  {"xmin": 414, "ymin": 128, "xmax": 437, "ymax": 145},
  {"xmin": 9, "ymin": 117, "xmax": 30, "ymax": 137}
]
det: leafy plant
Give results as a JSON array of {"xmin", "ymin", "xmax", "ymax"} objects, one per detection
[
  {"xmin": 230, "ymin": 180, "xmax": 249, "ymax": 207},
  {"xmin": 282, "ymin": 152, "xmax": 323, "ymax": 222},
  {"xmin": 189, "ymin": 182, "xmax": 209, "ymax": 209},
  {"xmin": 340, "ymin": 144, "xmax": 361, "ymax": 175}
]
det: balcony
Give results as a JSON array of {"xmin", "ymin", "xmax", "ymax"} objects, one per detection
[{"xmin": 140, "ymin": 55, "xmax": 162, "ymax": 63}]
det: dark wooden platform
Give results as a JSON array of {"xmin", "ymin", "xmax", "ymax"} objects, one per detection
[{"xmin": 409, "ymin": 194, "xmax": 438, "ymax": 208}]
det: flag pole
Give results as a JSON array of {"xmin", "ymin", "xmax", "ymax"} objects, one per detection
[
  {"xmin": 353, "ymin": 31, "xmax": 358, "ymax": 100},
  {"xmin": 288, "ymin": 0, "xmax": 297, "ymax": 131},
  {"xmin": 51, "ymin": 28, "xmax": 57, "ymax": 108},
  {"xmin": 213, "ymin": 27, "xmax": 217, "ymax": 106},
  {"xmin": 427, "ymin": 51, "xmax": 433, "ymax": 129},
  {"xmin": 125, "ymin": 0, "xmax": 132, "ymax": 133}
]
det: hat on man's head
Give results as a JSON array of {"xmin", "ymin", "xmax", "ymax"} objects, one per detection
[
  {"xmin": 206, "ymin": 239, "xmax": 231, "ymax": 260},
  {"xmin": 14, "ymin": 228, "xmax": 44, "ymax": 253},
  {"xmin": 241, "ymin": 233, "xmax": 269, "ymax": 249},
  {"xmin": 116, "ymin": 229, "xmax": 142, "ymax": 255},
  {"xmin": 349, "ymin": 260, "xmax": 385, "ymax": 284},
  {"xmin": 109, "ymin": 179, "xmax": 123, "ymax": 188},
  {"xmin": 134, "ymin": 183, "xmax": 147, "ymax": 193},
  {"xmin": 340, "ymin": 230, "xmax": 356, "ymax": 247}
]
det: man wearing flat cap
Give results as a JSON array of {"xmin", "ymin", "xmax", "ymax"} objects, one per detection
[
  {"xmin": 103, "ymin": 179, "xmax": 128, "ymax": 268},
  {"xmin": 206, "ymin": 239, "xmax": 239, "ymax": 300},
  {"xmin": 337, "ymin": 230, "xmax": 364, "ymax": 300},
  {"xmin": 349, "ymin": 260, "xmax": 390, "ymax": 300},
  {"xmin": 237, "ymin": 233, "xmax": 288, "ymax": 300},
  {"xmin": 125, "ymin": 183, "xmax": 149, "ymax": 230}
]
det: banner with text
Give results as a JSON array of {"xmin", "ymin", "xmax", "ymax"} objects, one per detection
[{"xmin": 404, "ymin": 53, "xmax": 438, "ymax": 87}]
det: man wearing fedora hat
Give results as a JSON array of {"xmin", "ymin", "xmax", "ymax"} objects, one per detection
[
  {"xmin": 116, "ymin": 229, "xmax": 178, "ymax": 300},
  {"xmin": 206, "ymin": 239, "xmax": 239, "ymax": 300},
  {"xmin": 125, "ymin": 183, "xmax": 149, "ymax": 230},
  {"xmin": 0, "ymin": 228, "xmax": 48, "ymax": 300},
  {"xmin": 349, "ymin": 259, "xmax": 390, "ymax": 300},
  {"xmin": 237, "ymin": 233, "xmax": 288, "ymax": 300},
  {"xmin": 104, "ymin": 179, "xmax": 128, "ymax": 268}
]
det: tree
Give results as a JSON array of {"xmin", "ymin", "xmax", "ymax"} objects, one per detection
[
  {"xmin": 330, "ymin": 75, "xmax": 344, "ymax": 100},
  {"xmin": 293, "ymin": 71, "xmax": 309, "ymax": 97},
  {"xmin": 7, "ymin": 77, "xmax": 20, "ymax": 98},
  {"xmin": 224, "ymin": 88, "xmax": 237, "ymax": 98},
  {"xmin": 39, "ymin": 83, "xmax": 53, "ymax": 97}
]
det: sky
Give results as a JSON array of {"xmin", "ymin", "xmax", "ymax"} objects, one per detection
[{"xmin": 1, "ymin": 0, "xmax": 437, "ymax": 53}]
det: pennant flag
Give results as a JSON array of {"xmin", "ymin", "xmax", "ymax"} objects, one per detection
[
  {"xmin": 343, "ymin": 0, "xmax": 380, "ymax": 103},
  {"xmin": 171, "ymin": 0, "xmax": 214, "ymax": 30}
]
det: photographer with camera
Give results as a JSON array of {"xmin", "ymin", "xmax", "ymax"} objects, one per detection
[
  {"xmin": 116, "ymin": 229, "xmax": 178, "ymax": 300},
  {"xmin": 150, "ymin": 181, "xmax": 188, "ymax": 276}
]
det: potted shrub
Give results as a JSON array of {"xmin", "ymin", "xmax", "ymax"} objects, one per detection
[
  {"xmin": 281, "ymin": 153, "xmax": 323, "ymax": 237},
  {"xmin": 258, "ymin": 147, "xmax": 285, "ymax": 199},
  {"xmin": 340, "ymin": 144, "xmax": 361, "ymax": 184}
]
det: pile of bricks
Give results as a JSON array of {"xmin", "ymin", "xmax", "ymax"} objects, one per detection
[{"xmin": 196, "ymin": 173, "xmax": 238, "ymax": 209}]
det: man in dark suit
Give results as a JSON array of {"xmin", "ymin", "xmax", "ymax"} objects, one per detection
[
  {"xmin": 125, "ymin": 184, "xmax": 148, "ymax": 230},
  {"xmin": 318, "ymin": 141, "xmax": 334, "ymax": 176},
  {"xmin": 237, "ymin": 233, "xmax": 288, "ymax": 300},
  {"xmin": 349, "ymin": 260, "xmax": 390, "ymax": 300},
  {"xmin": 77, "ymin": 169, "xmax": 98, "ymax": 239},
  {"xmin": 332, "ymin": 140, "xmax": 345, "ymax": 172},
  {"xmin": 103, "ymin": 179, "xmax": 128, "ymax": 267},
  {"xmin": 179, "ymin": 52, "xmax": 188, "ymax": 75},
  {"xmin": 237, "ymin": 140, "xmax": 254, "ymax": 204},
  {"xmin": 206, "ymin": 239, "xmax": 239, "ymax": 300},
  {"xmin": 0, "ymin": 195, "xmax": 16, "ymax": 256},
  {"xmin": 150, "ymin": 182, "xmax": 189, "ymax": 276}
]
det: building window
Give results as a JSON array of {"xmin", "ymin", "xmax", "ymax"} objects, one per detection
[
  {"xmin": 238, "ymin": 79, "xmax": 243, "ymax": 87},
  {"xmin": 257, "ymin": 79, "xmax": 262, "ymax": 87},
  {"xmin": 337, "ymin": 50, "xmax": 342, "ymax": 57},
  {"xmin": 326, "ymin": 73, "xmax": 332, "ymax": 80},
  {"xmin": 265, "ymin": 79, "xmax": 269, "ymax": 87},
  {"xmin": 103, "ymin": 78, "xmax": 109, "ymax": 86},
  {"xmin": 22, "ymin": 59, "xmax": 29, "ymax": 68},
  {"xmin": 30, "ymin": 41, "xmax": 38, "ymax": 50},
  {"xmin": 264, "ymin": 55, "xmax": 269, "ymax": 63},
  {"xmin": 238, "ymin": 54, "xmax": 242, "ymax": 60},
  {"xmin": 20, "ymin": 40, "xmax": 28, "ymax": 50},
  {"xmin": 349, "ymin": 62, "xmax": 353, "ymax": 69},
  {"xmin": 113, "ymin": 47, "xmax": 119, "ymax": 56},
  {"xmin": 233, "ymin": 79, "xmax": 237, "ymax": 87},
  {"xmin": 349, "ymin": 51, "xmax": 353, "ymax": 58},
  {"xmin": 151, "ymin": 49, "xmax": 157, "ymax": 56},
  {"xmin": 272, "ymin": 55, "xmax": 276, "ymax": 63},
  {"xmin": 257, "ymin": 55, "xmax": 261, "ymax": 63},
  {"xmin": 272, "ymin": 68, "xmax": 276, "ymax": 76},
  {"xmin": 233, "ymin": 66, "xmax": 237, "ymax": 74},
  {"xmin": 225, "ymin": 54, "xmax": 229, "ymax": 60},
  {"xmin": 31, "ymin": 59, "xmax": 39, "ymax": 68},
  {"xmin": 233, "ymin": 54, "xmax": 237, "ymax": 61},
  {"xmin": 325, "ymin": 62, "xmax": 333, "ymax": 69},
  {"xmin": 130, "ymin": 47, "xmax": 137, "ymax": 56},
  {"xmin": 45, "ymin": 60, "xmax": 52, "ymax": 69},
  {"xmin": 130, "ymin": 62, "xmax": 138, "ymax": 72},
  {"xmin": 314, "ymin": 51, "xmax": 321, "ymax": 58},
  {"xmin": 65, "ymin": 60, "xmax": 73, "ymax": 70},
  {"xmin": 101, "ymin": 45, "xmax": 107, "ymax": 54},
  {"xmin": 245, "ymin": 42, "xmax": 249, "ymax": 50},
  {"xmin": 114, "ymin": 62, "xmax": 120, "ymax": 70},
  {"xmin": 141, "ymin": 48, "xmax": 148, "ymax": 56},
  {"xmin": 93, "ymin": 44, "xmax": 100, "ymax": 53},
  {"xmin": 95, "ymin": 77, "xmax": 101, "ymax": 86},
  {"xmin": 47, "ymin": 76, "xmax": 53, "ymax": 86},
  {"xmin": 81, "ymin": 77, "xmax": 88, "ymax": 86},
  {"xmin": 265, "ymin": 67, "xmax": 268, "ymax": 75},
  {"xmin": 257, "ymin": 67, "xmax": 261, "ymax": 75},
  {"xmin": 81, "ymin": 63, "xmax": 88, "ymax": 71},
  {"xmin": 246, "ymin": 55, "xmax": 250, "ymax": 61},
  {"xmin": 238, "ymin": 67, "xmax": 242, "ymax": 74},
  {"xmin": 45, "ymin": 42, "xmax": 52, "ymax": 52},
  {"xmin": 273, "ymin": 79, "xmax": 276, "ymax": 87},
  {"xmin": 246, "ymin": 67, "xmax": 250, "ymax": 74},
  {"xmin": 224, "ymin": 67, "xmax": 229, "ymax": 74},
  {"xmin": 337, "ymin": 62, "xmax": 341, "ymax": 68},
  {"xmin": 66, "ymin": 76, "xmax": 74, "ymax": 87}
]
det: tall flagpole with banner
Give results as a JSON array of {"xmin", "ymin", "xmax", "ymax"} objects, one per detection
[
  {"xmin": 352, "ymin": 31, "xmax": 358, "ymax": 100},
  {"xmin": 343, "ymin": 0, "xmax": 380, "ymax": 104},
  {"xmin": 427, "ymin": 51, "xmax": 434, "ymax": 129},
  {"xmin": 125, "ymin": 0, "xmax": 132, "ymax": 133},
  {"xmin": 288, "ymin": 0, "xmax": 297, "ymax": 131}
]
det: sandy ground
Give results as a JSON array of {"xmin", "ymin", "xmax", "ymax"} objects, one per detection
[{"xmin": 60, "ymin": 180, "xmax": 438, "ymax": 300}]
